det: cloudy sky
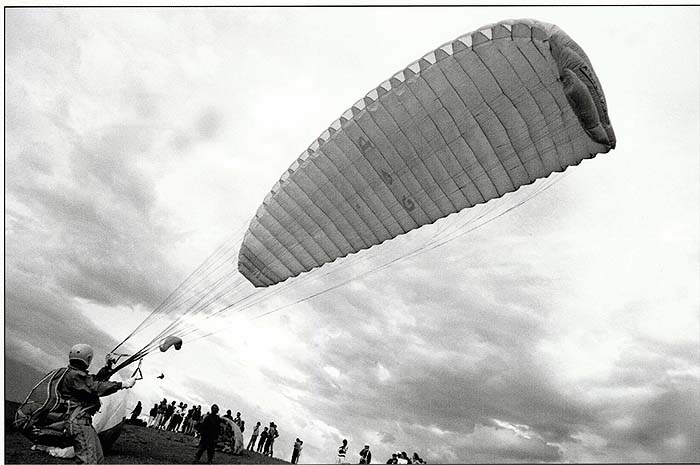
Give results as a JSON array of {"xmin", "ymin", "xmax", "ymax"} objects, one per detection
[{"xmin": 4, "ymin": 5, "xmax": 699, "ymax": 464}]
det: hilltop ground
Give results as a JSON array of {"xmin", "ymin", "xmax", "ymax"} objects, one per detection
[{"xmin": 5, "ymin": 402, "xmax": 288, "ymax": 464}]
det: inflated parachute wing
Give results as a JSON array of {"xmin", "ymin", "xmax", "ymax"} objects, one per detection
[{"xmin": 239, "ymin": 19, "xmax": 615, "ymax": 287}]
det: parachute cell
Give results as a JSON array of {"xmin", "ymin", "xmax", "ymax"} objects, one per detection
[
  {"xmin": 238, "ymin": 19, "xmax": 615, "ymax": 288},
  {"xmin": 159, "ymin": 335, "xmax": 182, "ymax": 352}
]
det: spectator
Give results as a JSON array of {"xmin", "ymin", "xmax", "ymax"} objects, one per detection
[
  {"xmin": 130, "ymin": 401, "xmax": 142, "ymax": 422},
  {"xmin": 224, "ymin": 409, "xmax": 234, "ymax": 421},
  {"xmin": 178, "ymin": 402, "xmax": 188, "ymax": 426},
  {"xmin": 167, "ymin": 401, "xmax": 176, "ymax": 419},
  {"xmin": 337, "ymin": 439, "xmax": 349, "ymax": 463},
  {"xmin": 168, "ymin": 409, "xmax": 182, "ymax": 431},
  {"xmin": 233, "ymin": 411, "xmax": 243, "ymax": 429},
  {"xmin": 155, "ymin": 399, "xmax": 167, "ymax": 428},
  {"xmin": 359, "ymin": 443, "xmax": 372, "ymax": 464},
  {"xmin": 257, "ymin": 427, "xmax": 269, "ymax": 453},
  {"xmin": 412, "ymin": 452, "xmax": 425, "ymax": 464},
  {"xmin": 386, "ymin": 453, "xmax": 398, "ymax": 464},
  {"xmin": 190, "ymin": 405, "xmax": 202, "ymax": 436},
  {"xmin": 264, "ymin": 422, "xmax": 279, "ymax": 456},
  {"xmin": 181, "ymin": 406, "xmax": 194, "ymax": 433},
  {"xmin": 147, "ymin": 403, "xmax": 158, "ymax": 428},
  {"xmin": 193, "ymin": 404, "xmax": 221, "ymax": 464},
  {"xmin": 291, "ymin": 438, "xmax": 303, "ymax": 464},
  {"xmin": 160, "ymin": 401, "xmax": 176, "ymax": 429},
  {"xmin": 247, "ymin": 421, "xmax": 261, "ymax": 450}
]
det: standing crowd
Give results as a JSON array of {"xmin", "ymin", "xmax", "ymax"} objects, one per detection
[
  {"xmin": 246, "ymin": 420, "xmax": 280, "ymax": 457},
  {"xmin": 335, "ymin": 439, "xmax": 427, "ymax": 464},
  {"xmin": 136, "ymin": 397, "xmax": 283, "ymax": 463},
  {"xmin": 145, "ymin": 399, "xmax": 203, "ymax": 435}
]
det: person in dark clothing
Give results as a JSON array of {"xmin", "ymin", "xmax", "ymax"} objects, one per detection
[
  {"xmin": 190, "ymin": 405, "xmax": 202, "ymax": 436},
  {"xmin": 161, "ymin": 401, "xmax": 176, "ymax": 429},
  {"xmin": 194, "ymin": 404, "xmax": 221, "ymax": 464},
  {"xmin": 291, "ymin": 438, "xmax": 303, "ymax": 464},
  {"xmin": 263, "ymin": 422, "xmax": 279, "ymax": 456},
  {"xmin": 58, "ymin": 344, "xmax": 137, "ymax": 463},
  {"xmin": 337, "ymin": 439, "xmax": 349, "ymax": 463},
  {"xmin": 256, "ymin": 427, "xmax": 268, "ymax": 453},
  {"xmin": 147, "ymin": 403, "xmax": 158, "ymax": 427},
  {"xmin": 130, "ymin": 401, "xmax": 142, "ymax": 422},
  {"xmin": 94, "ymin": 354, "xmax": 117, "ymax": 382},
  {"xmin": 359, "ymin": 443, "xmax": 372, "ymax": 464},
  {"xmin": 181, "ymin": 406, "xmax": 194, "ymax": 433},
  {"xmin": 167, "ymin": 411, "xmax": 182, "ymax": 431}
]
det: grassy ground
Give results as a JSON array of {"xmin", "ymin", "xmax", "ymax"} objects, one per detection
[{"xmin": 5, "ymin": 401, "xmax": 288, "ymax": 464}]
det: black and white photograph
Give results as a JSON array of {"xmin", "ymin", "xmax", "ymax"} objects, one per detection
[{"xmin": 4, "ymin": 3, "xmax": 699, "ymax": 464}]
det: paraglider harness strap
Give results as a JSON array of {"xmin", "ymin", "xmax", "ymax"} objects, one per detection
[
  {"xmin": 17, "ymin": 368, "xmax": 90, "ymax": 435},
  {"xmin": 131, "ymin": 359, "xmax": 143, "ymax": 380},
  {"xmin": 65, "ymin": 401, "xmax": 91, "ymax": 425}
]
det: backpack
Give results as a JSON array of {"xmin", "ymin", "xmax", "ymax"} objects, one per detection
[{"xmin": 13, "ymin": 367, "xmax": 76, "ymax": 446}]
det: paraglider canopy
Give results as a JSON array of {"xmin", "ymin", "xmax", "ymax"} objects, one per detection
[
  {"xmin": 159, "ymin": 336, "xmax": 182, "ymax": 352},
  {"xmin": 237, "ymin": 18, "xmax": 615, "ymax": 288}
]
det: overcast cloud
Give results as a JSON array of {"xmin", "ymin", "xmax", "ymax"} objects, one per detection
[{"xmin": 4, "ymin": 6, "xmax": 699, "ymax": 464}]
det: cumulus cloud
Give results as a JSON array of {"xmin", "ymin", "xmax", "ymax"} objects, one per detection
[
  {"xmin": 5, "ymin": 15, "xmax": 183, "ymax": 313},
  {"xmin": 228, "ymin": 224, "xmax": 698, "ymax": 462}
]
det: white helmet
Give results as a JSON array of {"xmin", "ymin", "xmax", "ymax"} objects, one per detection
[{"xmin": 69, "ymin": 343, "xmax": 94, "ymax": 368}]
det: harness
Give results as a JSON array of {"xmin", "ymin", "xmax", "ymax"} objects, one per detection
[{"xmin": 14, "ymin": 367, "xmax": 91, "ymax": 446}]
